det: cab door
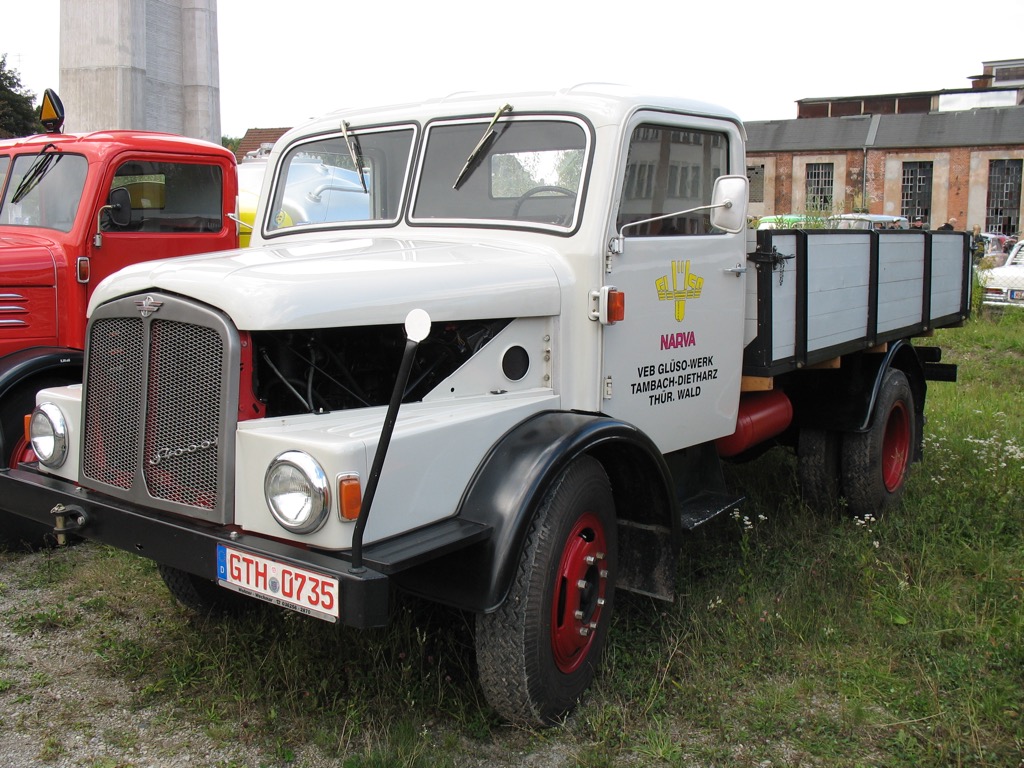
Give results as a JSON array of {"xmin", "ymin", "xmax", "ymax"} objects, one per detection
[
  {"xmin": 86, "ymin": 155, "xmax": 237, "ymax": 298},
  {"xmin": 601, "ymin": 113, "xmax": 747, "ymax": 453}
]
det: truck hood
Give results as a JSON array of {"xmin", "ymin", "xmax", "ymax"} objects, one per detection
[
  {"xmin": 89, "ymin": 236, "xmax": 563, "ymax": 329},
  {"xmin": 0, "ymin": 232, "xmax": 59, "ymax": 286}
]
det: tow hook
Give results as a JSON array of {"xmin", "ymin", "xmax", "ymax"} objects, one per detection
[{"xmin": 51, "ymin": 503, "xmax": 89, "ymax": 546}]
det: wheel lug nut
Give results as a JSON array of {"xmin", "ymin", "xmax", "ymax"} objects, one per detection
[
  {"xmin": 577, "ymin": 579, "xmax": 588, "ymax": 589},
  {"xmin": 599, "ymin": 569, "xmax": 609, "ymax": 579},
  {"xmin": 574, "ymin": 610, "xmax": 584, "ymax": 620},
  {"xmin": 585, "ymin": 555, "xmax": 595, "ymax": 565},
  {"xmin": 579, "ymin": 627, "xmax": 590, "ymax": 637},
  {"xmin": 597, "ymin": 597, "xmax": 606, "ymax": 606}
]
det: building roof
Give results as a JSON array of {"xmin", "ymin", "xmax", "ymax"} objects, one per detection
[
  {"xmin": 746, "ymin": 106, "xmax": 1024, "ymax": 153},
  {"xmin": 235, "ymin": 127, "xmax": 291, "ymax": 162}
]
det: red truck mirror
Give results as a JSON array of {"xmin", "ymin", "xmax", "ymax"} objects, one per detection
[{"xmin": 93, "ymin": 187, "xmax": 132, "ymax": 246}]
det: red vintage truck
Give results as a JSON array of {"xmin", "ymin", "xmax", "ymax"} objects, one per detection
[{"xmin": 0, "ymin": 90, "xmax": 240, "ymax": 543}]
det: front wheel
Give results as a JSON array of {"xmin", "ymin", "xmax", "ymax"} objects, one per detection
[
  {"xmin": 158, "ymin": 564, "xmax": 253, "ymax": 617},
  {"xmin": 475, "ymin": 456, "xmax": 616, "ymax": 725},
  {"xmin": 841, "ymin": 368, "xmax": 917, "ymax": 518}
]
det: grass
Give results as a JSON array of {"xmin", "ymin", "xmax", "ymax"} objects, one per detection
[{"xmin": 1, "ymin": 310, "xmax": 1022, "ymax": 766}]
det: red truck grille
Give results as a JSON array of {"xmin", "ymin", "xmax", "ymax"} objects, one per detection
[{"xmin": 81, "ymin": 295, "xmax": 239, "ymax": 524}]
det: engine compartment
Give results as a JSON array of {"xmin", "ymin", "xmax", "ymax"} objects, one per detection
[{"xmin": 249, "ymin": 318, "xmax": 512, "ymax": 417}]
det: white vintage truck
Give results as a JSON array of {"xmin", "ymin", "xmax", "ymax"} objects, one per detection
[{"xmin": 0, "ymin": 86, "xmax": 970, "ymax": 725}]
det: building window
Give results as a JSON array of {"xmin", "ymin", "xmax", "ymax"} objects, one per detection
[
  {"xmin": 900, "ymin": 161, "xmax": 932, "ymax": 222},
  {"xmin": 805, "ymin": 163, "xmax": 833, "ymax": 211},
  {"xmin": 986, "ymin": 159, "xmax": 1022, "ymax": 236},
  {"xmin": 747, "ymin": 164, "xmax": 765, "ymax": 203}
]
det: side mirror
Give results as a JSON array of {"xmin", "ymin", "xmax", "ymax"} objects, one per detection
[
  {"xmin": 107, "ymin": 187, "xmax": 132, "ymax": 228},
  {"xmin": 709, "ymin": 175, "xmax": 749, "ymax": 234},
  {"xmin": 93, "ymin": 186, "xmax": 133, "ymax": 247}
]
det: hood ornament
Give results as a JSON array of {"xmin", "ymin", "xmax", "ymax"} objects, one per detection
[{"xmin": 136, "ymin": 296, "xmax": 163, "ymax": 318}]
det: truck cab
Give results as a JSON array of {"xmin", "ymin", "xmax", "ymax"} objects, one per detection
[{"xmin": 0, "ymin": 90, "xmax": 241, "ymax": 469}]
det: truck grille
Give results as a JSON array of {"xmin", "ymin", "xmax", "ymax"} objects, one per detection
[{"xmin": 81, "ymin": 294, "xmax": 239, "ymax": 524}]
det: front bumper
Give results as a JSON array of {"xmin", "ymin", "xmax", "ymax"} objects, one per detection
[{"xmin": 0, "ymin": 466, "xmax": 389, "ymax": 628}]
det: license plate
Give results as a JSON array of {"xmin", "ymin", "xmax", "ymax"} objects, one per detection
[
  {"xmin": 216, "ymin": 545, "xmax": 339, "ymax": 622},
  {"xmin": 1010, "ymin": 289, "xmax": 1024, "ymax": 301}
]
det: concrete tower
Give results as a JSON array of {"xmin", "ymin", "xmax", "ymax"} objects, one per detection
[{"xmin": 59, "ymin": 0, "xmax": 220, "ymax": 142}]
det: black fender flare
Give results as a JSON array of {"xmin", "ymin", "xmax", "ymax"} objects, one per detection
[
  {"xmin": 0, "ymin": 347, "xmax": 83, "ymax": 402},
  {"xmin": 391, "ymin": 410, "xmax": 674, "ymax": 613},
  {"xmin": 0, "ymin": 347, "xmax": 83, "ymax": 460},
  {"xmin": 859, "ymin": 339, "xmax": 926, "ymax": 462}
]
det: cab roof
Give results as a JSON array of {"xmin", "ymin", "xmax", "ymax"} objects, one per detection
[
  {"xmin": 0, "ymin": 130, "xmax": 236, "ymax": 163},
  {"xmin": 280, "ymin": 84, "xmax": 746, "ymax": 145}
]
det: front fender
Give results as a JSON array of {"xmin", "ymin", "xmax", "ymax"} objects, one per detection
[
  {"xmin": 0, "ymin": 346, "xmax": 83, "ymax": 401},
  {"xmin": 392, "ymin": 410, "xmax": 673, "ymax": 613}
]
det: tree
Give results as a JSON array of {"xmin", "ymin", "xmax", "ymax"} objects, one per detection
[{"xmin": 0, "ymin": 54, "xmax": 42, "ymax": 139}]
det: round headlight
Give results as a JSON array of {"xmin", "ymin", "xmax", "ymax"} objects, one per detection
[
  {"xmin": 264, "ymin": 451, "xmax": 330, "ymax": 534},
  {"xmin": 29, "ymin": 402, "xmax": 68, "ymax": 468}
]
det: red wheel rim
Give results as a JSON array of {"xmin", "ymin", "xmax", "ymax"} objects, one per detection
[
  {"xmin": 7, "ymin": 434, "xmax": 37, "ymax": 469},
  {"xmin": 881, "ymin": 400, "xmax": 911, "ymax": 492},
  {"xmin": 550, "ymin": 511, "xmax": 609, "ymax": 674}
]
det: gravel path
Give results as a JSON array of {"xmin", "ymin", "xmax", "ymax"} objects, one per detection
[{"xmin": 0, "ymin": 543, "xmax": 339, "ymax": 768}]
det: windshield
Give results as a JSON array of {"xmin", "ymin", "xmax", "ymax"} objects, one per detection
[
  {"xmin": 412, "ymin": 117, "xmax": 589, "ymax": 231},
  {"xmin": 265, "ymin": 125, "xmax": 415, "ymax": 234},
  {"xmin": 0, "ymin": 152, "xmax": 88, "ymax": 232}
]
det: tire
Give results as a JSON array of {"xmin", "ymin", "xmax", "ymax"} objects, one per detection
[
  {"xmin": 841, "ymin": 369, "xmax": 916, "ymax": 518},
  {"xmin": 798, "ymin": 427, "xmax": 842, "ymax": 511},
  {"xmin": 158, "ymin": 564, "xmax": 254, "ymax": 617},
  {"xmin": 475, "ymin": 456, "xmax": 616, "ymax": 725},
  {"xmin": 0, "ymin": 377, "xmax": 74, "ymax": 550}
]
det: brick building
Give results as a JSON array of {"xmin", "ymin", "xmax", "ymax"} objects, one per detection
[{"xmin": 745, "ymin": 58, "xmax": 1024, "ymax": 235}]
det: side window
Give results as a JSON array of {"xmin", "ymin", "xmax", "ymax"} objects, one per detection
[
  {"xmin": 103, "ymin": 161, "xmax": 223, "ymax": 233},
  {"xmin": 616, "ymin": 124, "xmax": 728, "ymax": 236}
]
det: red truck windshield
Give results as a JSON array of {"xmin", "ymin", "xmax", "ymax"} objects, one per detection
[{"xmin": 0, "ymin": 152, "xmax": 88, "ymax": 233}]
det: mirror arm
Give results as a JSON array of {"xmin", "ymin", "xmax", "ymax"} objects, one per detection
[
  {"xmin": 608, "ymin": 200, "xmax": 734, "ymax": 257},
  {"xmin": 227, "ymin": 212, "xmax": 253, "ymax": 230},
  {"xmin": 93, "ymin": 204, "xmax": 114, "ymax": 248}
]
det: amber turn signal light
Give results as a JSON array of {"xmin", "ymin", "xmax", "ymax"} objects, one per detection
[{"xmin": 338, "ymin": 475, "xmax": 362, "ymax": 521}]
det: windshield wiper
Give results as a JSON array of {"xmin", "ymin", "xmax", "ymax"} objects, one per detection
[
  {"xmin": 11, "ymin": 143, "xmax": 63, "ymax": 205},
  {"xmin": 341, "ymin": 121, "xmax": 368, "ymax": 193},
  {"xmin": 452, "ymin": 103, "xmax": 512, "ymax": 191}
]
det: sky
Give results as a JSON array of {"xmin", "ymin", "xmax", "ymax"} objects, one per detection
[{"xmin": 1, "ymin": 0, "xmax": 1021, "ymax": 138}]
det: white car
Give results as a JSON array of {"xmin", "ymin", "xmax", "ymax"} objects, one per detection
[{"xmin": 980, "ymin": 241, "xmax": 1024, "ymax": 307}]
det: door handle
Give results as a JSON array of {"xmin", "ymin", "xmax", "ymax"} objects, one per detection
[{"xmin": 723, "ymin": 264, "xmax": 747, "ymax": 276}]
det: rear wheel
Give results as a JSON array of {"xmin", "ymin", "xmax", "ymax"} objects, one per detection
[
  {"xmin": 798, "ymin": 427, "xmax": 842, "ymax": 511},
  {"xmin": 0, "ymin": 377, "xmax": 74, "ymax": 550},
  {"xmin": 841, "ymin": 369, "xmax": 916, "ymax": 518},
  {"xmin": 475, "ymin": 456, "xmax": 616, "ymax": 725}
]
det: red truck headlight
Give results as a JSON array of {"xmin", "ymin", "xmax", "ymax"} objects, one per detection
[{"xmin": 29, "ymin": 403, "xmax": 69, "ymax": 468}]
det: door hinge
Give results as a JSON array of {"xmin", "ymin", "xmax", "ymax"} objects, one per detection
[{"xmin": 603, "ymin": 375, "xmax": 613, "ymax": 400}]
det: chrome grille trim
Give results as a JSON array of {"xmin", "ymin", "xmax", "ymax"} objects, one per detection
[{"xmin": 81, "ymin": 293, "xmax": 240, "ymax": 524}]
